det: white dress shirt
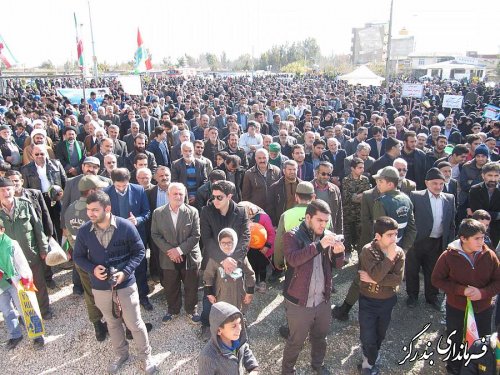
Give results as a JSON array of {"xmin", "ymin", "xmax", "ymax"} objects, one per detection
[
  {"xmin": 36, "ymin": 162, "xmax": 51, "ymax": 193},
  {"xmin": 428, "ymin": 191, "xmax": 444, "ymax": 238}
]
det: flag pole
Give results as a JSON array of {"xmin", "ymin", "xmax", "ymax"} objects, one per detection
[
  {"xmin": 74, "ymin": 13, "xmax": 86, "ymax": 103},
  {"xmin": 87, "ymin": 0, "xmax": 98, "ymax": 82}
]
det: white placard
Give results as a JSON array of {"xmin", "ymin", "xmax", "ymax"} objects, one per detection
[
  {"xmin": 401, "ymin": 83, "xmax": 424, "ymax": 98},
  {"xmin": 442, "ymin": 95, "xmax": 464, "ymax": 109},
  {"xmin": 118, "ymin": 75, "xmax": 142, "ymax": 96}
]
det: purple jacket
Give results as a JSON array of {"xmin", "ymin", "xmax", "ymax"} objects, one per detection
[{"xmin": 283, "ymin": 222, "xmax": 344, "ymax": 306}]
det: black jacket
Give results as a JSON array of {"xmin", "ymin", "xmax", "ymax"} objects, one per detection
[
  {"xmin": 199, "ymin": 200, "xmax": 250, "ymax": 269},
  {"xmin": 401, "ymin": 148, "xmax": 428, "ymax": 190},
  {"xmin": 21, "ymin": 158, "xmax": 67, "ymax": 191}
]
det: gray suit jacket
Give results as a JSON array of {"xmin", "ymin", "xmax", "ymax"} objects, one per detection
[
  {"xmin": 410, "ymin": 189, "xmax": 456, "ymax": 250},
  {"xmin": 150, "ymin": 203, "xmax": 202, "ymax": 270}
]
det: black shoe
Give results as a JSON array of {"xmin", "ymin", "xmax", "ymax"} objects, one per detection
[
  {"xmin": 426, "ymin": 300, "xmax": 443, "ymax": 312},
  {"xmin": 126, "ymin": 322, "xmax": 152, "ymax": 340},
  {"xmin": 94, "ymin": 321, "xmax": 107, "ymax": 342},
  {"xmin": 6, "ymin": 336, "xmax": 23, "ymax": 350},
  {"xmin": 42, "ymin": 309, "xmax": 53, "ymax": 320},
  {"xmin": 360, "ymin": 366, "xmax": 380, "ymax": 375},
  {"xmin": 312, "ymin": 364, "xmax": 331, "ymax": 374},
  {"xmin": 33, "ymin": 336, "xmax": 45, "ymax": 349},
  {"xmin": 45, "ymin": 280, "xmax": 56, "ymax": 289},
  {"xmin": 279, "ymin": 325, "xmax": 289, "ymax": 339},
  {"xmin": 73, "ymin": 287, "xmax": 84, "ymax": 296},
  {"xmin": 406, "ymin": 296, "xmax": 418, "ymax": 308},
  {"xmin": 268, "ymin": 270, "xmax": 283, "ymax": 283},
  {"xmin": 332, "ymin": 303, "xmax": 351, "ymax": 321},
  {"xmin": 344, "ymin": 251, "xmax": 352, "ymax": 265},
  {"xmin": 140, "ymin": 299, "xmax": 154, "ymax": 311}
]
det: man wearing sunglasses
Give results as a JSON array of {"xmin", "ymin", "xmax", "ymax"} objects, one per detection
[
  {"xmin": 199, "ymin": 180, "xmax": 250, "ymax": 341},
  {"xmin": 311, "ymin": 161, "xmax": 343, "ymax": 235}
]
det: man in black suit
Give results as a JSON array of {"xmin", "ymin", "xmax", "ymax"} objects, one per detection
[
  {"xmin": 406, "ymin": 168, "xmax": 456, "ymax": 310},
  {"xmin": 469, "ymin": 162, "xmax": 500, "ymax": 248},
  {"xmin": 119, "ymin": 109, "xmax": 137, "ymax": 138},
  {"xmin": 107, "ymin": 124, "xmax": 128, "ymax": 159},
  {"xmin": 125, "ymin": 133, "xmax": 158, "ymax": 174},
  {"xmin": 437, "ymin": 161, "xmax": 458, "ymax": 204},
  {"xmin": 400, "ymin": 131, "xmax": 428, "ymax": 190},
  {"xmin": 55, "ymin": 126, "xmax": 86, "ymax": 178},
  {"xmin": 146, "ymin": 166, "xmax": 171, "ymax": 282},
  {"xmin": 214, "ymin": 106, "xmax": 228, "ymax": 130},
  {"xmin": 366, "ymin": 126, "xmax": 386, "ymax": 160},
  {"xmin": 147, "ymin": 126, "xmax": 170, "ymax": 168},
  {"xmin": 322, "ymin": 138, "xmax": 346, "ymax": 184},
  {"xmin": 137, "ymin": 106, "xmax": 159, "ymax": 137},
  {"xmin": 369, "ymin": 137, "xmax": 401, "ymax": 179},
  {"xmin": 21, "ymin": 144, "xmax": 67, "ymax": 242},
  {"xmin": 123, "ymin": 121, "xmax": 140, "ymax": 153}
]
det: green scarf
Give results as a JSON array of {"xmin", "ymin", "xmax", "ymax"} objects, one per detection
[
  {"xmin": 0, "ymin": 233, "xmax": 15, "ymax": 281},
  {"xmin": 66, "ymin": 140, "xmax": 82, "ymax": 161}
]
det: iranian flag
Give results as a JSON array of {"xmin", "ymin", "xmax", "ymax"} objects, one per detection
[
  {"xmin": 463, "ymin": 297, "xmax": 479, "ymax": 347},
  {"xmin": 73, "ymin": 13, "xmax": 84, "ymax": 71},
  {"xmin": 0, "ymin": 34, "xmax": 18, "ymax": 69},
  {"xmin": 134, "ymin": 28, "xmax": 152, "ymax": 74}
]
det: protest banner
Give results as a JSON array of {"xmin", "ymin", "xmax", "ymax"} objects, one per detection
[
  {"xmin": 442, "ymin": 95, "xmax": 463, "ymax": 109},
  {"xmin": 483, "ymin": 104, "xmax": 500, "ymax": 120},
  {"xmin": 56, "ymin": 87, "xmax": 110, "ymax": 105},
  {"xmin": 118, "ymin": 75, "xmax": 142, "ymax": 96},
  {"xmin": 401, "ymin": 83, "xmax": 424, "ymax": 98}
]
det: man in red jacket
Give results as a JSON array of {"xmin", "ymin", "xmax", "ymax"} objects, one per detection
[
  {"xmin": 281, "ymin": 199, "xmax": 345, "ymax": 375},
  {"xmin": 431, "ymin": 219, "xmax": 500, "ymax": 375}
]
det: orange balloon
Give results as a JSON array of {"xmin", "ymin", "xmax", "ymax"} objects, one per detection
[{"xmin": 249, "ymin": 222, "xmax": 267, "ymax": 249}]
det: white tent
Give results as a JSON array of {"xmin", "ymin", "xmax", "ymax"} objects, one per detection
[{"xmin": 338, "ymin": 65, "xmax": 385, "ymax": 86}]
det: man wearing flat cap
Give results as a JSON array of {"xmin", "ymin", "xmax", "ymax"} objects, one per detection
[
  {"xmin": 60, "ymin": 156, "xmax": 112, "ymax": 225},
  {"xmin": 406, "ymin": 168, "xmax": 456, "ymax": 310},
  {"xmin": 55, "ymin": 126, "xmax": 86, "ymax": 177}
]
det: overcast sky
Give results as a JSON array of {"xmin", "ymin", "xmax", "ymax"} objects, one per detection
[{"xmin": 3, "ymin": 0, "xmax": 499, "ymax": 67}]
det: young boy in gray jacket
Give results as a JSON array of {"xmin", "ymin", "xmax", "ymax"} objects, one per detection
[{"xmin": 198, "ymin": 301, "xmax": 259, "ymax": 375}]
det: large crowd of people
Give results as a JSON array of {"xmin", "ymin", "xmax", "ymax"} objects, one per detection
[{"xmin": 0, "ymin": 73, "xmax": 499, "ymax": 375}]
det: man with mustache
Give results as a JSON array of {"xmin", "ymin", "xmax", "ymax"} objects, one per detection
[{"xmin": 469, "ymin": 162, "xmax": 500, "ymax": 248}]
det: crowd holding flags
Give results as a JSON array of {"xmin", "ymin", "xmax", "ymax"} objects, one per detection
[
  {"xmin": 73, "ymin": 13, "xmax": 85, "ymax": 72},
  {"xmin": 134, "ymin": 28, "xmax": 153, "ymax": 74},
  {"xmin": 0, "ymin": 34, "xmax": 17, "ymax": 70}
]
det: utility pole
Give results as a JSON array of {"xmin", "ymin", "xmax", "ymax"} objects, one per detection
[
  {"xmin": 385, "ymin": 0, "xmax": 394, "ymax": 87},
  {"xmin": 88, "ymin": 0, "xmax": 98, "ymax": 81}
]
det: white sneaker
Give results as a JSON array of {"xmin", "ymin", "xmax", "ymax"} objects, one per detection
[
  {"xmin": 141, "ymin": 356, "xmax": 159, "ymax": 374},
  {"xmin": 108, "ymin": 354, "xmax": 129, "ymax": 374}
]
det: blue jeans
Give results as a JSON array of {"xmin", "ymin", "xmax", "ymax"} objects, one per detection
[
  {"xmin": 0, "ymin": 285, "xmax": 23, "ymax": 339},
  {"xmin": 359, "ymin": 294, "xmax": 397, "ymax": 367},
  {"xmin": 201, "ymin": 295, "xmax": 212, "ymax": 326},
  {"xmin": 135, "ymin": 257, "xmax": 149, "ymax": 301}
]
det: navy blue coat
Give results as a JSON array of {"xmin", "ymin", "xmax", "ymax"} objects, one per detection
[{"xmin": 104, "ymin": 183, "xmax": 151, "ymax": 244}]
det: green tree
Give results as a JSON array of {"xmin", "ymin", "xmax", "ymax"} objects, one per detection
[
  {"xmin": 39, "ymin": 60, "xmax": 55, "ymax": 70},
  {"xmin": 220, "ymin": 51, "xmax": 228, "ymax": 69},
  {"xmin": 281, "ymin": 60, "xmax": 309, "ymax": 75},
  {"xmin": 177, "ymin": 56, "xmax": 185, "ymax": 67},
  {"xmin": 98, "ymin": 61, "xmax": 110, "ymax": 73},
  {"xmin": 206, "ymin": 53, "xmax": 219, "ymax": 71},
  {"xmin": 184, "ymin": 54, "xmax": 196, "ymax": 67}
]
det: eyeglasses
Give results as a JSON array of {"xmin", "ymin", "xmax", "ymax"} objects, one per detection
[
  {"xmin": 220, "ymin": 241, "xmax": 233, "ymax": 247},
  {"xmin": 319, "ymin": 172, "xmax": 332, "ymax": 177},
  {"xmin": 397, "ymin": 168, "xmax": 407, "ymax": 172},
  {"xmin": 212, "ymin": 194, "xmax": 225, "ymax": 201}
]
